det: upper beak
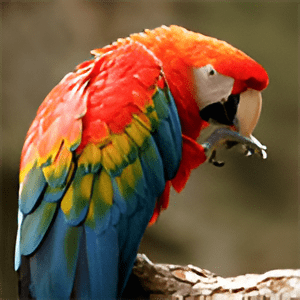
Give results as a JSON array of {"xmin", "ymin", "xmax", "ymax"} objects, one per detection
[{"xmin": 235, "ymin": 88, "xmax": 262, "ymax": 137}]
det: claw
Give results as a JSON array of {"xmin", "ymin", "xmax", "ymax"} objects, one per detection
[
  {"xmin": 245, "ymin": 147, "xmax": 254, "ymax": 157},
  {"xmin": 248, "ymin": 135, "xmax": 267, "ymax": 159},
  {"xmin": 208, "ymin": 150, "xmax": 225, "ymax": 167},
  {"xmin": 201, "ymin": 127, "xmax": 267, "ymax": 165},
  {"xmin": 212, "ymin": 160, "xmax": 225, "ymax": 167},
  {"xmin": 259, "ymin": 149, "xmax": 268, "ymax": 159}
]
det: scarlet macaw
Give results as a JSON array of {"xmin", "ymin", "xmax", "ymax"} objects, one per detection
[{"xmin": 15, "ymin": 25, "xmax": 268, "ymax": 299}]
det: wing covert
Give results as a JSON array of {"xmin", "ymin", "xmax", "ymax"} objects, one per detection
[{"xmin": 15, "ymin": 41, "xmax": 183, "ymax": 285}]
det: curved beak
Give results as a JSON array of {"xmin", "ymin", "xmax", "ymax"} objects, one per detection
[
  {"xmin": 235, "ymin": 88, "xmax": 262, "ymax": 137},
  {"xmin": 199, "ymin": 88, "xmax": 263, "ymax": 139},
  {"xmin": 199, "ymin": 88, "xmax": 267, "ymax": 165}
]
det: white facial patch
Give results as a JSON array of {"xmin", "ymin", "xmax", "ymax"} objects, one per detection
[{"xmin": 193, "ymin": 64, "xmax": 234, "ymax": 110}]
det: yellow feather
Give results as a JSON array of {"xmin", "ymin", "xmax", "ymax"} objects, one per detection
[
  {"xmin": 80, "ymin": 174, "xmax": 94, "ymax": 199},
  {"xmin": 148, "ymin": 110, "xmax": 159, "ymax": 124},
  {"xmin": 61, "ymin": 173, "xmax": 94, "ymax": 215},
  {"xmin": 61, "ymin": 184, "xmax": 74, "ymax": 215},
  {"xmin": 86, "ymin": 195, "xmax": 95, "ymax": 223},
  {"xmin": 42, "ymin": 146, "xmax": 72, "ymax": 187},
  {"xmin": 101, "ymin": 147, "xmax": 116, "ymax": 172},
  {"xmin": 77, "ymin": 143, "xmax": 101, "ymax": 173},
  {"xmin": 105, "ymin": 143, "xmax": 124, "ymax": 167},
  {"xmin": 112, "ymin": 133, "xmax": 133, "ymax": 159},
  {"xmin": 86, "ymin": 169, "xmax": 113, "ymax": 223},
  {"xmin": 98, "ymin": 170, "xmax": 113, "ymax": 205},
  {"xmin": 19, "ymin": 160, "xmax": 36, "ymax": 184},
  {"xmin": 132, "ymin": 114, "xmax": 152, "ymax": 131},
  {"xmin": 116, "ymin": 159, "xmax": 143, "ymax": 198},
  {"xmin": 123, "ymin": 159, "xmax": 142, "ymax": 189},
  {"xmin": 65, "ymin": 162, "xmax": 75, "ymax": 185},
  {"xmin": 125, "ymin": 119, "xmax": 150, "ymax": 147}
]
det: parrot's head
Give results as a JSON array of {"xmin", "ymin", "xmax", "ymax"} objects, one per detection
[
  {"xmin": 184, "ymin": 29, "xmax": 269, "ymax": 140},
  {"xmin": 130, "ymin": 25, "xmax": 269, "ymax": 161}
]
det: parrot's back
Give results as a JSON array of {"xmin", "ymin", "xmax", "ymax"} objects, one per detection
[{"xmin": 15, "ymin": 41, "xmax": 183, "ymax": 299}]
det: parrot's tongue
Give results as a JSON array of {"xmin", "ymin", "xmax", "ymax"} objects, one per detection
[{"xmin": 198, "ymin": 122, "xmax": 267, "ymax": 167}]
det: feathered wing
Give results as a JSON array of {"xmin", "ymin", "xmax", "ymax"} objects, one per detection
[{"xmin": 15, "ymin": 41, "xmax": 190, "ymax": 299}]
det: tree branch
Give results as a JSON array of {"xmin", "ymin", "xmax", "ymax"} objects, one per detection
[{"xmin": 123, "ymin": 254, "xmax": 300, "ymax": 300}]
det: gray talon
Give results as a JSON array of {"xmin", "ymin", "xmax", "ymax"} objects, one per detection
[{"xmin": 200, "ymin": 127, "xmax": 267, "ymax": 165}]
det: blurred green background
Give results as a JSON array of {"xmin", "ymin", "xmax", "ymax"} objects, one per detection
[{"xmin": 1, "ymin": 2, "xmax": 298, "ymax": 299}]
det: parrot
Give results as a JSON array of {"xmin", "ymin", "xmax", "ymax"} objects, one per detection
[{"xmin": 15, "ymin": 25, "xmax": 269, "ymax": 299}]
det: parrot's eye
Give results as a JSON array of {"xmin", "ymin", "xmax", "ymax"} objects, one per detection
[
  {"xmin": 209, "ymin": 69, "xmax": 215, "ymax": 76},
  {"xmin": 206, "ymin": 65, "xmax": 216, "ymax": 76},
  {"xmin": 193, "ymin": 64, "xmax": 234, "ymax": 111}
]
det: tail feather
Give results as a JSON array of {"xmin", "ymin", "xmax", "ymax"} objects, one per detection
[
  {"xmin": 29, "ymin": 209, "xmax": 82, "ymax": 299},
  {"xmin": 117, "ymin": 197, "xmax": 156, "ymax": 295},
  {"xmin": 18, "ymin": 256, "xmax": 33, "ymax": 300},
  {"xmin": 70, "ymin": 230, "xmax": 91, "ymax": 300},
  {"xmin": 84, "ymin": 225, "xmax": 119, "ymax": 299}
]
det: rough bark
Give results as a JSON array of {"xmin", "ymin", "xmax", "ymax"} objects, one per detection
[{"xmin": 123, "ymin": 254, "xmax": 300, "ymax": 300}]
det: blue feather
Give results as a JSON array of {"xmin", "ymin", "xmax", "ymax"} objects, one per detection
[
  {"xmin": 14, "ymin": 210, "xmax": 24, "ymax": 271},
  {"xmin": 111, "ymin": 179, "xmax": 127, "ymax": 218},
  {"xmin": 84, "ymin": 170, "xmax": 113, "ymax": 235},
  {"xmin": 70, "ymin": 230, "xmax": 91, "ymax": 300},
  {"xmin": 152, "ymin": 88, "xmax": 169, "ymax": 120},
  {"xmin": 84, "ymin": 225, "xmax": 119, "ymax": 299},
  {"xmin": 140, "ymin": 136, "xmax": 165, "ymax": 197},
  {"xmin": 43, "ymin": 185, "xmax": 68, "ymax": 202},
  {"xmin": 29, "ymin": 209, "xmax": 82, "ymax": 299},
  {"xmin": 153, "ymin": 118, "xmax": 181, "ymax": 180},
  {"xmin": 151, "ymin": 87, "xmax": 182, "ymax": 180},
  {"xmin": 165, "ymin": 88, "xmax": 183, "ymax": 156},
  {"xmin": 20, "ymin": 201, "xmax": 57, "ymax": 256},
  {"xmin": 117, "ymin": 193, "xmax": 156, "ymax": 295},
  {"xmin": 62, "ymin": 171, "xmax": 95, "ymax": 227},
  {"xmin": 113, "ymin": 158, "xmax": 147, "ymax": 216},
  {"xmin": 19, "ymin": 163, "xmax": 47, "ymax": 215}
]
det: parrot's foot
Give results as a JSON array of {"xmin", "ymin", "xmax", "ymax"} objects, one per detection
[{"xmin": 201, "ymin": 127, "xmax": 267, "ymax": 167}]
